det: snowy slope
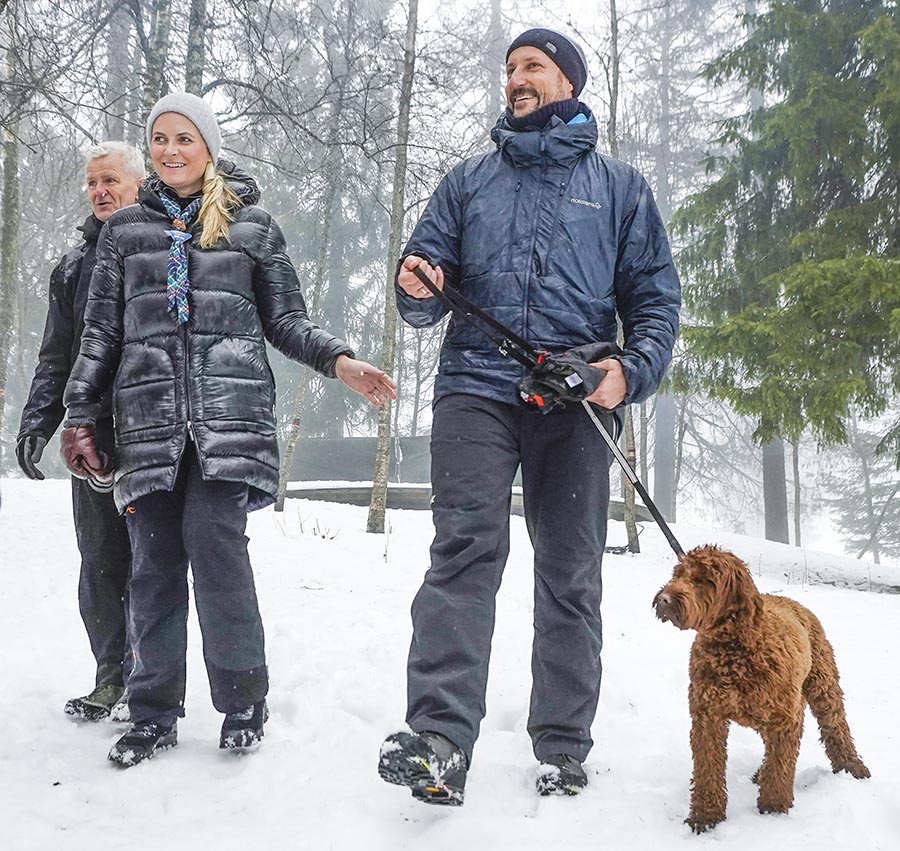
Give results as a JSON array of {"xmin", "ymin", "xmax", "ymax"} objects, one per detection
[{"xmin": 1, "ymin": 478, "xmax": 897, "ymax": 851}]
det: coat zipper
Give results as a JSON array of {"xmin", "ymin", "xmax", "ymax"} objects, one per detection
[
  {"xmin": 522, "ymin": 135, "xmax": 549, "ymax": 349},
  {"xmin": 507, "ymin": 177, "xmax": 523, "ymax": 268},
  {"xmin": 181, "ymin": 322, "xmax": 194, "ymax": 442}
]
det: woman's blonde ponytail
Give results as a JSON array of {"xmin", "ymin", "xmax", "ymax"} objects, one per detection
[{"xmin": 197, "ymin": 160, "xmax": 240, "ymax": 248}]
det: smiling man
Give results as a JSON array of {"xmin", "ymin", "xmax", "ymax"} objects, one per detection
[
  {"xmin": 17, "ymin": 142, "xmax": 144, "ymax": 722},
  {"xmin": 379, "ymin": 28, "xmax": 681, "ymax": 804}
]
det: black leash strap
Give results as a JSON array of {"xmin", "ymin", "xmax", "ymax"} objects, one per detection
[
  {"xmin": 408, "ymin": 264, "xmax": 685, "ymax": 557},
  {"xmin": 412, "ymin": 266, "xmax": 540, "ymax": 369}
]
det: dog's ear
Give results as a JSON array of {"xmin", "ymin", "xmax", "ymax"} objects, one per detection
[{"xmin": 716, "ymin": 551, "xmax": 760, "ymax": 613}]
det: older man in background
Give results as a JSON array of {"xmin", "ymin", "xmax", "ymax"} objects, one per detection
[{"xmin": 17, "ymin": 141, "xmax": 145, "ymax": 721}]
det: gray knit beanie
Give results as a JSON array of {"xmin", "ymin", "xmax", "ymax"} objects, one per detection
[
  {"xmin": 506, "ymin": 28, "xmax": 588, "ymax": 97},
  {"xmin": 145, "ymin": 92, "xmax": 221, "ymax": 163}
]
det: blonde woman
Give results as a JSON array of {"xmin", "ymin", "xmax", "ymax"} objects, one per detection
[{"xmin": 62, "ymin": 93, "xmax": 396, "ymax": 767}]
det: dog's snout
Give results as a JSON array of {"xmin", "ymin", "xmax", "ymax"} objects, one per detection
[{"xmin": 653, "ymin": 589, "xmax": 675, "ymax": 623}]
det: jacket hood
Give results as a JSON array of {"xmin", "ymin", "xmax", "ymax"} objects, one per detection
[
  {"xmin": 490, "ymin": 105, "xmax": 598, "ymax": 168},
  {"xmin": 140, "ymin": 158, "xmax": 262, "ymax": 212}
]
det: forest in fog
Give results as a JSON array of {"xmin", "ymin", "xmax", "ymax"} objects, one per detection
[{"xmin": 0, "ymin": 0, "xmax": 897, "ymax": 560}]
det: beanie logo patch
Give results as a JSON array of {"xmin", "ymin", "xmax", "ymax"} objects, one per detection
[
  {"xmin": 544, "ymin": 40, "xmax": 558, "ymax": 54},
  {"xmin": 570, "ymin": 197, "xmax": 603, "ymax": 211}
]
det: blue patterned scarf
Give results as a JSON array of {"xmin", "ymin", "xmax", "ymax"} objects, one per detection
[{"xmin": 159, "ymin": 191, "xmax": 202, "ymax": 325}]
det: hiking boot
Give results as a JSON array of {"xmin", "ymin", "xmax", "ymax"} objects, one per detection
[
  {"xmin": 219, "ymin": 699, "xmax": 269, "ymax": 749},
  {"xmin": 536, "ymin": 753, "xmax": 588, "ymax": 796},
  {"xmin": 108, "ymin": 689, "xmax": 131, "ymax": 723},
  {"xmin": 64, "ymin": 684, "xmax": 125, "ymax": 722},
  {"xmin": 108, "ymin": 721, "xmax": 177, "ymax": 768},
  {"xmin": 378, "ymin": 731, "xmax": 467, "ymax": 806}
]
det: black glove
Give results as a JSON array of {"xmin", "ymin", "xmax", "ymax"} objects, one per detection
[
  {"xmin": 518, "ymin": 342, "xmax": 623, "ymax": 412},
  {"xmin": 16, "ymin": 434, "xmax": 48, "ymax": 480}
]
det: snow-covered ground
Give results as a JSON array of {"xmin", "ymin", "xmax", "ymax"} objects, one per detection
[{"xmin": 1, "ymin": 478, "xmax": 897, "ymax": 850}]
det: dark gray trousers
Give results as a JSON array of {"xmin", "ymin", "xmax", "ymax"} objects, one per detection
[
  {"xmin": 406, "ymin": 394, "xmax": 612, "ymax": 764},
  {"xmin": 72, "ymin": 418, "xmax": 132, "ymax": 688},
  {"xmin": 124, "ymin": 447, "xmax": 267, "ymax": 726}
]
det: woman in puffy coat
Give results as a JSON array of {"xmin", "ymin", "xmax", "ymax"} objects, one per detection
[{"xmin": 61, "ymin": 93, "xmax": 396, "ymax": 767}]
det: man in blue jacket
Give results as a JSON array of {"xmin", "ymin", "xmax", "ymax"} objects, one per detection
[{"xmin": 379, "ymin": 28, "xmax": 680, "ymax": 804}]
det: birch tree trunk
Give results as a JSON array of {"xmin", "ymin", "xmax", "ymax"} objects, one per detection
[
  {"xmin": 143, "ymin": 0, "xmax": 172, "ymax": 117},
  {"xmin": 104, "ymin": 0, "xmax": 132, "ymax": 140},
  {"xmin": 367, "ymin": 0, "xmax": 418, "ymax": 534},
  {"xmin": 607, "ymin": 0, "xmax": 640, "ymax": 552},
  {"xmin": 0, "ymin": 8, "xmax": 21, "ymax": 455},
  {"xmin": 651, "ymin": 2, "xmax": 677, "ymax": 521},
  {"xmin": 185, "ymin": 0, "xmax": 207, "ymax": 95},
  {"xmin": 483, "ymin": 0, "xmax": 505, "ymax": 128}
]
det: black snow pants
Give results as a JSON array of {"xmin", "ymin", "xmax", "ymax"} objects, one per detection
[
  {"xmin": 72, "ymin": 417, "xmax": 132, "ymax": 688},
  {"xmin": 124, "ymin": 446, "xmax": 268, "ymax": 726},
  {"xmin": 406, "ymin": 393, "xmax": 613, "ymax": 765}
]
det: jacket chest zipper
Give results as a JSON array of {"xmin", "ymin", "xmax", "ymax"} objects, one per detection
[
  {"xmin": 507, "ymin": 177, "xmax": 523, "ymax": 267},
  {"xmin": 522, "ymin": 138, "xmax": 548, "ymax": 342},
  {"xmin": 181, "ymin": 322, "xmax": 194, "ymax": 442},
  {"xmin": 544, "ymin": 169, "xmax": 576, "ymax": 271}
]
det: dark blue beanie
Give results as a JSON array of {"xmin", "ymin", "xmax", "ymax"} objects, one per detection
[{"xmin": 506, "ymin": 28, "xmax": 588, "ymax": 97}]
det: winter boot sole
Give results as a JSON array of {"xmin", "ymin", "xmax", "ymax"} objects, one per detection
[
  {"xmin": 220, "ymin": 704, "xmax": 269, "ymax": 750},
  {"xmin": 378, "ymin": 743, "xmax": 464, "ymax": 806},
  {"xmin": 64, "ymin": 700, "xmax": 112, "ymax": 722},
  {"xmin": 108, "ymin": 732, "xmax": 177, "ymax": 768}
]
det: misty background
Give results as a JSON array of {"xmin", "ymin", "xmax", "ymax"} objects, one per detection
[{"xmin": 0, "ymin": 0, "xmax": 897, "ymax": 564}]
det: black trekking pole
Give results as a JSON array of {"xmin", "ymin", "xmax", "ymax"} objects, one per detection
[
  {"xmin": 579, "ymin": 400, "xmax": 684, "ymax": 557},
  {"xmin": 409, "ymin": 265, "xmax": 685, "ymax": 558}
]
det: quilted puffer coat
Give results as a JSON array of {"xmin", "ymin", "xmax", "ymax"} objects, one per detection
[
  {"xmin": 396, "ymin": 108, "xmax": 680, "ymax": 407},
  {"xmin": 64, "ymin": 163, "xmax": 353, "ymax": 511}
]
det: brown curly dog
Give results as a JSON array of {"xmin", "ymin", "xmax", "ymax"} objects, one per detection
[{"xmin": 653, "ymin": 544, "xmax": 870, "ymax": 834}]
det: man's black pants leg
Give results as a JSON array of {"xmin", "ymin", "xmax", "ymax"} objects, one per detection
[
  {"xmin": 72, "ymin": 418, "xmax": 131, "ymax": 688},
  {"xmin": 406, "ymin": 394, "xmax": 521, "ymax": 764},
  {"xmin": 521, "ymin": 404, "xmax": 612, "ymax": 763}
]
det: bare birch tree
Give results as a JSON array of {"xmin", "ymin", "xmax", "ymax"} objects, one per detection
[{"xmin": 367, "ymin": 0, "xmax": 418, "ymax": 534}]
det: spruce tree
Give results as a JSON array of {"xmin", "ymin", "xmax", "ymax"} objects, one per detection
[{"xmin": 674, "ymin": 1, "xmax": 900, "ymax": 460}]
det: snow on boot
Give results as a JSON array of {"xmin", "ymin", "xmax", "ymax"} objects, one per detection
[
  {"xmin": 64, "ymin": 684, "xmax": 125, "ymax": 722},
  {"xmin": 108, "ymin": 721, "xmax": 177, "ymax": 768},
  {"xmin": 378, "ymin": 731, "xmax": 467, "ymax": 806},
  {"xmin": 536, "ymin": 753, "xmax": 588, "ymax": 796},
  {"xmin": 108, "ymin": 690, "xmax": 130, "ymax": 723},
  {"xmin": 219, "ymin": 699, "xmax": 269, "ymax": 749}
]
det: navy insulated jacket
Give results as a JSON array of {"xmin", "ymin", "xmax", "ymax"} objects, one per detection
[{"xmin": 396, "ymin": 109, "xmax": 680, "ymax": 406}]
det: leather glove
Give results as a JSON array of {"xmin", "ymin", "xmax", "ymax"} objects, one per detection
[
  {"xmin": 16, "ymin": 434, "xmax": 48, "ymax": 480},
  {"xmin": 59, "ymin": 425, "xmax": 114, "ymax": 485}
]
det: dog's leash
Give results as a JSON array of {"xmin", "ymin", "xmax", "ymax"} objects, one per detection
[{"xmin": 410, "ymin": 265, "xmax": 685, "ymax": 557}]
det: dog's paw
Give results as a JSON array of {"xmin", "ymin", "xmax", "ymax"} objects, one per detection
[
  {"xmin": 757, "ymin": 799, "xmax": 791, "ymax": 814},
  {"xmin": 833, "ymin": 758, "xmax": 870, "ymax": 780},
  {"xmin": 685, "ymin": 814, "xmax": 722, "ymax": 834}
]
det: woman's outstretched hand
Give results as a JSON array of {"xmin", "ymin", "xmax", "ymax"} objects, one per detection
[{"xmin": 335, "ymin": 355, "xmax": 397, "ymax": 407}]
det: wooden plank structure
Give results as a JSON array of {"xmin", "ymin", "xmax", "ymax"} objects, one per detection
[{"xmin": 284, "ymin": 482, "xmax": 652, "ymax": 522}]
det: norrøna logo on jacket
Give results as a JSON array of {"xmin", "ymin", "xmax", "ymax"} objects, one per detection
[{"xmin": 570, "ymin": 197, "xmax": 602, "ymax": 210}]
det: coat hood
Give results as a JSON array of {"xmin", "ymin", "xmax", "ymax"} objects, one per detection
[{"xmin": 490, "ymin": 105, "xmax": 598, "ymax": 168}]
